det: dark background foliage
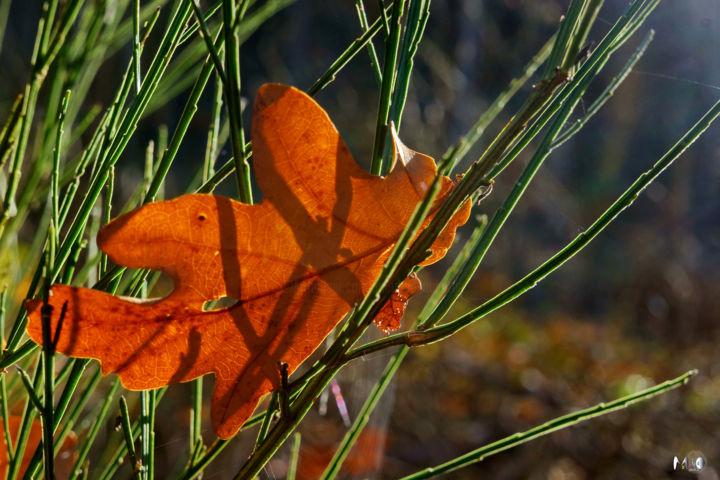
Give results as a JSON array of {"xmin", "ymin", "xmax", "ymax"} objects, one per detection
[{"xmin": 2, "ymin": 1, "xmax": 718, "ymax": 478}]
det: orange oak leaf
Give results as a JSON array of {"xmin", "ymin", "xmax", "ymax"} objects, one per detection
[{"xmin": 25, "ymin": 84, "xmax": 471, "ymax": 439}]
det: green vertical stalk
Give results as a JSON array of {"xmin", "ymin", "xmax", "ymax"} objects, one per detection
[
  {"xmin": 52, "ymin": 91, "xmax": 71, "ymax": 248},
  {"xmin": 388, "ymin": 0, "xmax": 431, "ymax": 131},
  {"xmin": 287, "ymin": 433, "xmax": 301, "ymax": 480},
  {"xmin": 133, "ymin": 0, "xmax": 142, "ymax": 93},
  {"xmin": 355, "ymin": 0, "xmax": 383, "ymax": 86},
  {"xmin": 565, "ymin": 0, "xmax": 604, "ymax": 72},
  {"xmin": 96, "ymin": 388, "xmax": 166, "ymax": 480},
  {"xmin": 119, "ymin": 396, "xmax": 141, "ymax": 479},
  {"xmin": 7, "ymin": 363, "xmax": 42, "ymax": 480},
  {"xmin": 67, "ymin": 379, "xmax": 120, "ymax": 480},
  {"xmin": 223, "ymin": 0, "xmax": 253, "ymax": 202},
  {"xmin": 140, "ymin": 389, "xmax": 156, "ymax": 480},
  {"xmin": 99, "ymin": 167, "xmax": 114, "ymax": 277},
  {"xmin": 542, "ymin": 0, "xmax": 586, "ymax": 78},
  {"xmin": 40, "ymin": 252, "xmax": 58, "ymax": 479},
  {"xmin": 190, "ymin": 377, "xmax": 203, "ymax": 452},
  {"xmin": 149, "ymin": 389, "xmax": 156, "ymax": 479},
  {"xmin": 0, "ymin": 287, "xmax": 12, "ymax": 463},
  {"xmin": 204, "ymin": 73, "xmax": 224, "ymax": 183},
  {"xmin": 370, "ymin": 0, "xmax": 406, "ymax": 175}
]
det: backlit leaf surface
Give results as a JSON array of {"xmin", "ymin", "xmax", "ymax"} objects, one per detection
[{"xmin": 26, "ymin": 84, "xmax": 471, "ymax": 439}]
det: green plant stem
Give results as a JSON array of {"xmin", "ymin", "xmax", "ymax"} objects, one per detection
[
  {"xmin": 95, "ymin": 388, "xmax": 166, "ymax": 480},
  {"xmin": 68, "ymin": 379, "xmax": 120, "ymax": 480},
  {"xmin": 287, "ymin": 433, "xmax": 301, "ymax": 480},
  {"xmin": 443, "ymin": 35, "xmax": 554, "ymax": 171},
  {"xmin": 0, "ymin": 0, "xmax": 11, "ymax": 57},
  {"xmin": 253, "ymin": 392, "xmax": 277, "ymax": 449},
  {"xmin": 401, "ymin": 371, "xmax": 697, "ymax": 479},
  {"xmin": 17, "ymin": 367, "xmax": 42, "ymax": 412},
  {"xmin": 0, "ymin": 94, "xmax": 23, "ymax": 171},
  {"xmin": 307, "ymin": 3, "xmax": 391, "ymax": 96},
  {"xmin": 178, "ymin": 439, "xmax": 229, "ymax": 480},
  {"xmin": 51, "ymin": 91, "xmax": 71, "ymax": 246},
  {"xmin": 388, "ymin": 0, "xmax": 431, "ymax": 132},
  {"xmin": 7, "ymin": 364, "xmax": 42, "ymax": 480},
  {"xmin": 0, "ymin": 284, "xmax": 13, "ymax": 462},
  {"xmin": 119, "ymin": 396, "xmax": 141, "ymax": 479},
  {"xmin": 132, "ymin": 0, "xmax": 142, "ymax": 93},
  {"xmin": 204, "ymin": 73, "xmax": 224, "ymax": 182},
  {"xmin": 0, "ymin": 373, "xmax": 11, "ymax": 464},
  {"xmin": 140, "ymin": 389, "xmax": 156, "ymax": 480},
  {"xmin": 565, "ymin": 0, "xmax": 604, "ymax": 72},
  {"xmin": 552, "ymin": 29, "xmax": 654, "ymax": 149},
  {"xmin": 144, "ymin": 20, "xmax": 224, "ymax": 203},
  {"xmin": 370, "ymin": 0, "xmax": 405, "ymax": 174},
  {"xmin": 355, "ymin": 0, "xmax": 383, "ymax": 86},
  {"xmin": 0, "ymin": 287, "xmax": 10, "ymax": 461},
  {"xmin": 190, "ymin": 377, "xmax": 203, "ymax": 452},
  {"xmin": 542, "ymin": 0, "xmax": 585, "ymax": 77},
  {"xmin": 223, "ymin": 0, "xmax": 253, "ymax": 203},
  {"xmin": 40, "ymin": 276, "xmax": 57, "ymax": 478},
  {"xmin": 189, "ymin": 0, "xmax": 228, "ymax": 84}
]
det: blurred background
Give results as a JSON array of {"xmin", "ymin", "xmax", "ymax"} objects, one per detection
[{"xmin": 2, "ymin": 0, "xmax": 719, "ymax": 478}]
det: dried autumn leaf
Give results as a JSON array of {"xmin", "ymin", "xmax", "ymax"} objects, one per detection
[
  {"xmin": 26, "ymin": 84, "xmax": 471, "ymax": 439},
  {"xmin": 373, "ymin": 274, "xmax": 421, "ymax": 334}
]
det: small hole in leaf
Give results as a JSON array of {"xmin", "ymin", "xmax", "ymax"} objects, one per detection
[
  {"xmin": 202, "ymin": 296, "xmax": 240, "ymax": 311},
  {"xmin": 198, "ymin": 214, "xmax": 207, "ymax": 221}
]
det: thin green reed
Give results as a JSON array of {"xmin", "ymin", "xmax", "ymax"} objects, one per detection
[
  {"xmin": 119, "ymin": 396, "xmax": 142, "ymax": 480},
  {"xmin": 401, "ymin": 371, "xmax": 697, "ymax": 479},
  {"xmin": 370, "ymin": 0, "xmax": 405, "ymax": 175},
  {"xmin": 223, "ymin": 0, "xmax": 253, "ymax": 202},
  {"xmin": 355, "ymin": 0, "xmax": 383, "ymax": 85}
]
